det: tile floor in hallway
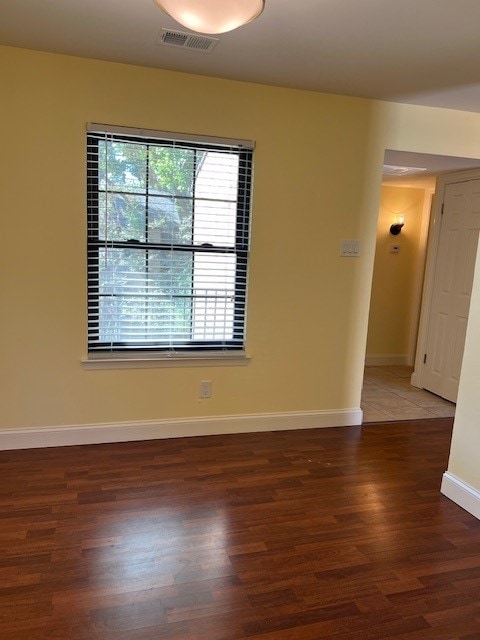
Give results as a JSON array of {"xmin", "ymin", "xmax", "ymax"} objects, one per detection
[{"xmin": 362, "ymin": 365, "xmax": 456, "ymax": 423}]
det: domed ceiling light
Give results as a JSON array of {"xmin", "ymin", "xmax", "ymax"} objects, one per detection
[{"xmin": 155, "ymin": 0, "xmax": 265, "ymax": 35}]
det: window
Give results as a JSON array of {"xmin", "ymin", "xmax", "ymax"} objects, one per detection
[{"xmin": 87, "ymin": 125, "xmax": 253, "ymax": 357}]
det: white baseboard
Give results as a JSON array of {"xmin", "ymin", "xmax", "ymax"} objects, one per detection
[
  {"xmin": 365, "ymin": 354, "xmax": 409, "ymax": 366},
  {"xmin": 0, "ymin": 408, "xmax": 363, "ymax": 451},
  {"xmin": 410, "ymin": 371, "xmax": 420, "ymax": 388},
  {"xmin": 441, "ymin": 472, "xmax": 480, "ymax": 521}
]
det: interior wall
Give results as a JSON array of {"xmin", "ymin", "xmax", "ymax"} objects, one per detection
[
  {"xmin": 3, "ymin": 45, "xmax": 480, "ymax": 433},
  {"xmin": 0, "ymin": 45, "xmax": 379, "ymax": 429},
  {"xmin": 366, "ymin": 185, "xmax": 429, "ymax": 366}
]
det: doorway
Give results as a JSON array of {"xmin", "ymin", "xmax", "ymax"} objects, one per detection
[{"xmin": 362, "ymin": 151, "xmax": 480, "ymax": 423}]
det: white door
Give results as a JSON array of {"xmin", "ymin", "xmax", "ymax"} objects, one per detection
[{"xmin": 423, "ymin": 179, "xmax": 480, "ymax": 402}]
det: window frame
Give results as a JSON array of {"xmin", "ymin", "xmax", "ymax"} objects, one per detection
[{"xmin": 86, "ymin": 124, "xmax": 253, "ymax": 358}]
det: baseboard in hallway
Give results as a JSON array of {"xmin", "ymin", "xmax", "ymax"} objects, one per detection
[{"xmin": 364, "ymin": 354, "xmax": 409, "ymax": 366}]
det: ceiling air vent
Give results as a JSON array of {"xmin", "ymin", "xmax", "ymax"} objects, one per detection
[
  {"xmin": 158, "ymin": 29, "xmax": 219, "ymax": 53},
  {"xmin": 382, "ymin": 164, "xmax": 428, "ymax": 176}
]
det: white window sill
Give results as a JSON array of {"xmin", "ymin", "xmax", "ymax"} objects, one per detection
[{"xmin": 81, "ymin": 352, "xmax": 250, "ymax": 370}]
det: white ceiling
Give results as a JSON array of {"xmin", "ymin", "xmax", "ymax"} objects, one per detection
[
  {"xmin": 4, "ymin": 0, "xmax": 480, "ymax": 113},
  {"xmin": 383, "ymin": 151, "xmax": 480, "ymax": 187}
]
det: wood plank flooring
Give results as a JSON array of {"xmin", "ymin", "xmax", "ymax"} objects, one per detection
[{"xmin": 1, "ymin": 418, "xmax": 480, "ymax": 639}]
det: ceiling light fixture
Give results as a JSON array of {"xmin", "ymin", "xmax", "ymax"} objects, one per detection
[{"xmin": 155, "ymin": 0, "xmax": 265, "ymax": 35}]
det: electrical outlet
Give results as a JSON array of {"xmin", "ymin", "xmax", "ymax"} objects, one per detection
[{"xmin": 199, "ymin": 380, "xmax": 212, "ymax": 399}]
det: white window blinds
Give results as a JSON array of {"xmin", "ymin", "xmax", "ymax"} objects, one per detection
[{"xmin": 87, "ymin": 124, "xmax": 253, "ymax": 354}]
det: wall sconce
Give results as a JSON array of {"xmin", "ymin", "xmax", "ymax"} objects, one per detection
[{"xmin": 390, "ymin": 215, "xmax": 405, "ymax": 236}]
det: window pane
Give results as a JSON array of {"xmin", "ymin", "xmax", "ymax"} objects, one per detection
[
  {"xmin": 99, "ymin": 140, "xmax": 147, "ymax": 193},
  {"xmin": 193, "ymin": 199, "xmax": 236, "ymax": 247},
  {"xmin": 98, "ymin": 193, "xmax": 146, "ymax": 242},
  {"xmin": 149, "ymin": 146, "xmax": 195, "ymax": 197},
  {"xmin": 195, "ymin": 152, "xmax": 239, "ymax": 201},
  {"xmin": 99, "ymin": 248, "xmax": 147, "ymax": 296},
  {"xmin": 147, "ymin": 250, "xmax": 193, "ymax": 342},
  {"xmin": 192, "ymin": 252, "xmax": 236, "ymax": 341},
  {"xmin": 148, "ymin": 194, "xmax": 191, "ymax": 245}
]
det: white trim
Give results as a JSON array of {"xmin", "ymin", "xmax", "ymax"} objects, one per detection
[
  {"xmin": 407, "ymin": 188, "xmax": 434, "ymax": 366},
  {"xmin": 365, "ymin": 354, "xmax": 409, "ymax": 366},
  {"xmin": 412, "ymin": 188, "xmax": 443, "ymax": 388},
  {"xmin": 410, "ymin": 371, "xmax": 421, "ymax": 388},
  {"xmin": 441, "ymin": 471, "xmax": 480, "ymax": 521},
  {"xmin": 412, "ymin": 168, "xmax": 480, "ymax": 390},
  {"xmin": 82, "ymin": 353, "xmax": 250, "ymax": 370},
  {"xmin": 0, "ymin": 408, "xmax": 363, "ymax": 451}
]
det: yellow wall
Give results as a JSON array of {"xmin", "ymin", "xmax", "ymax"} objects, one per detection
[
  {"xmin": 366, "ymin": 186, "xmax": 427, "ymax": 360},
  {"xmin": 2, "ymin": 45, "xmax": 480, "ymax": 431}
]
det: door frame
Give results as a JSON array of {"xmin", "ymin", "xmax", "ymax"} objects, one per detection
[{"xmin": 412, "ymin": 168, "xmax": 480, "ymax": 391}]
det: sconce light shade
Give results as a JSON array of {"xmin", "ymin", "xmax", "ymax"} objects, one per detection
[
  {"xmin": 390, "ymin": 215, "xmax": 405, "ymax": 235},
  {"xmin": 156, "ymin": 0, "xmax": 265, "ymax": 34},
  {"xmin": 390, "ymin": 222, "xmax": 404, "ymax": 235}
]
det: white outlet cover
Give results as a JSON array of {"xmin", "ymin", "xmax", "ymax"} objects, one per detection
[{"xmin": 199, "ymin": 380, "xmax": 212, "ymax": 398}]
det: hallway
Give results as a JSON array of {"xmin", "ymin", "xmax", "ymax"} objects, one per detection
[{"xmin": 362, "ymin": 365, "xmax": 456, "ymax": 423}]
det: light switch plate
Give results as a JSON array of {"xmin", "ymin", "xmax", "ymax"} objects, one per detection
[{"xmin": 340, "ymin": 239, "xmax": 360, "ymax": 257}]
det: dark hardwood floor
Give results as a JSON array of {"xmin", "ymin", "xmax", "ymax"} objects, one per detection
[{"xmin": 1, "ymin": 418, "xmax": 480, "ymax": 639}]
